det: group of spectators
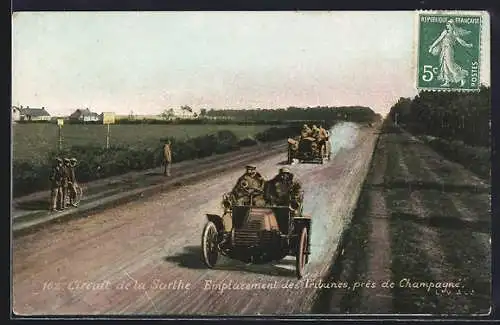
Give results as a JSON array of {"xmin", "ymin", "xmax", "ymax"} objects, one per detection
[{"xmin": 49, "ymin": 157, "xmax": 79, "ymax": 212}]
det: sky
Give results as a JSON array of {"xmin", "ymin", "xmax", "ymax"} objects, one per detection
[{"xmin": 12, "ymin": 11, "xmax": 490, "ymax": 116}]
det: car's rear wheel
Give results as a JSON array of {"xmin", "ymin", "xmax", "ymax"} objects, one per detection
[
  {"xmin": 295, "ymin": 227, "xmax": 308, "ymax": 279},
  {"xmin": 201, "ymin": 221, "xmax": 219, "ymax": 268}
]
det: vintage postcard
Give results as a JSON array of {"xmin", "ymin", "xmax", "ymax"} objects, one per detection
[{"xmin": 11, "ymin": 11, "xmax": 491, "ymax": 318}]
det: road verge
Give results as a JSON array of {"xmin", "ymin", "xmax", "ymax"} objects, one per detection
[{"xmin": 13, "ymin": 142, "xmax": 287, "ymax": 237}]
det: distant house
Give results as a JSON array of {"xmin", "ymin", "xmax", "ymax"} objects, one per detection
[
  {"xmin": 165, "ymin": 108, "xmax": 198, "ymax": 120},
  {"xmin": 15, "ymin": 106, "xmax": 51, "ymax": 121},
  {"xmin": 114, "ymin": 114, "xmax": 163, "ymax": 121},
  {"xmin": 69, "ymin": 108, "xmax": 100, "ymax": 122},
  {"xmin": 204, "ymin": 115, "xmax": 233, "ymax": 121},
  {"xmin": 175, "ymin": 111, "xmax": 198, "ymax": 119},
  {"xmin": 12, "ymin": 106, "xmax": 21, "ymax": 122}
]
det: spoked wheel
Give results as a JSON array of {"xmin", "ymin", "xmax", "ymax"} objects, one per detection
[
  {"xmin": 201, "ymin": 221, "xmax": 219, "ymax": 268},
  {"xmin": 295, "ymin": 227, "xmax": 308, "ymax": 279}
]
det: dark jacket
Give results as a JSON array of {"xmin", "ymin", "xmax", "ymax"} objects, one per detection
[
  {"xmin": 265, "ymin": 174, "xmax": 303, "ymax": 206},
  {"xmin": 50, "ymin": 165, "xmax": 64, "ymax": 187},
  {"xmin": 62, "ymin": 165, "xmax": 71, "ymax": 186},
  {"xmin": 68, "ymin": 167, "xmax": 76, "ymax": 183},
  {"xmin": 232, "ymin": 172, "xmax": 265, "ymax": 196}
]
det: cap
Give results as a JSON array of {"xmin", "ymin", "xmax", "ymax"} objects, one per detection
[
  {"xmin": 279, "ymin": 167, "xmax": 291, "ymax": 174},
  {"xmin": 64, "ymin": 158, "xmax": 70, "ymax": 162},
  {"xmin": 56, "ymin": 157, "xmax": 63, "ymax": 162},
  {"xmin": 245, "ymin": 165, "xmax": 256, "ymax": 170},
  {"xmin": 70, "ymin": 158, "xmax": 77, "ymax": 161}
]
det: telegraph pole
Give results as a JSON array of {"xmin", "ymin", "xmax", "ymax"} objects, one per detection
[
  {"xmin": 102, "ymin": 112, "xmax": 115, "ymax": 149},
  {"xmin": 106, "ymin": 123, "xmax": 110, "ymax": 149},
  {"xmin": 57, "ymin": 118, "xmax": 64, "ymax": 151}
]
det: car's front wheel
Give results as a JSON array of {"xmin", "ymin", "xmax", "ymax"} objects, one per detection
[
  {"xmin": 201, "ymin": 221, "xmax": 219, "ymax": 268},
  {"xmin": 295, "ymin": 227, "xmax": 308, "ymax": 279}
]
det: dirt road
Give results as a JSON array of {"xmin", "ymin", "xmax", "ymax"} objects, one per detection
[
  {"xmin": 13, "ymin": 122, "xmax": 378, "ymax": 316},
  {"xmin": 314, "ymin": 126, "xmax": 491, "ymax": 315}
]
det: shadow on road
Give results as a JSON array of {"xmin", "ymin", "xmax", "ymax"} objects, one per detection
[
  {"xmin": 145, "ymin": 172, "xmax": 164, "ymax": 177},
  {"xmin": 390, "ymin": 212, "xmax": 490, "ymax": 234},
  {"xmin": 164, "ymin": 246, "xmax": 206, "ymax": 269},
  {"xmin": 164, "ymin": 245, "xmax": 296, "ymax": 277},
  {"xmin": 365, "ymin": 180, "xmax": 489, "ymax": 194},
  {"xmin": 16, "ymin": 200, "xmax": 48, "ymax": 211},
  {"xmin": 277, "ymin": 160, "xmax": 290, "ymax": 166}
]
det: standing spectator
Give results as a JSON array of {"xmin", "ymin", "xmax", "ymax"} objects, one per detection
[
  {"xmin": 49, "ymin": 158, "xmax": 64, "ymax": 212},
  {"xmin": 68, "ymin": 158, "xmax": 78, "ymax": 206},
  {"xmin": 163, "ymin": 140, "xmax": 172, "ymax": 176}
]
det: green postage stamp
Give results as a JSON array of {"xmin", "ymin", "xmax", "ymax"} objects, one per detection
[{"xmin": 417, "ymin": 13, "xmax": 481, "ymax": 91}]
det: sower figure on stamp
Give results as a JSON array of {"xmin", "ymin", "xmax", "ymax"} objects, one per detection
[
  {"xmin": 163, "ymin": 140, "xmax": 172, "ymax": 176},
  {"xmin": 49, "ymin": 157, "xmax": 64, "ymax": 212},
  {"xmin": 428, "ymin": 19, "xmax": 473, "ymax": 88}
]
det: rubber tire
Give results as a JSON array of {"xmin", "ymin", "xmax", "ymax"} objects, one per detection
[
  {"xmin": 201, "ymin": 221, "xmax": 219, "ymax": 268},
  {"xmin": 295, "ymin": 227, "xmax": 308, "ymax": 279}
]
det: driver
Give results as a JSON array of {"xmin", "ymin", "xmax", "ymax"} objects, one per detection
[
  {"xmin": 219, "ymin": 165, "xmax": 266, "ymax": 248},
  {"xmin": 265, "ymin": 167, "xmax": 304, "ymax": 216},
  {"xmin": 231, "ymin": 165, "xmax": 266, "ymax": 206},
  {"xmin": 301, "ymin": 124, "xmax": 312, "ymax": 138}
]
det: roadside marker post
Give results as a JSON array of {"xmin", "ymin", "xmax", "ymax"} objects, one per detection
[
  {"xmin": 57, "ymin": 119, "xmax": 64, "ymax": 151},
  {"xmin": 102, "ymin": 112, "xmax": 116, "ymax": 149}
]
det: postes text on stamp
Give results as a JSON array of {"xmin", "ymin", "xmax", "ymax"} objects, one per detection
[{"xmin": 417, "ymin": 13, "xmax": 481, "ymax": 91}]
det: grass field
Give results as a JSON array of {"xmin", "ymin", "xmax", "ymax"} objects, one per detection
[
  {"xmin": 318, "ymin": 128, "xmax": 490, "ymax": 314},
  {"xmin": 13, "ymin": 123, "xmax": 276, "ymax": 163}
]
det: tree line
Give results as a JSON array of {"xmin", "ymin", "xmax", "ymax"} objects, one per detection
[
  {"xmin": 387, "ymin": 86, "xmax": 490, "ymax": 147},
  {"xmin": 201, "ymin": 106, "xmax": 379, "ymax": 123}
]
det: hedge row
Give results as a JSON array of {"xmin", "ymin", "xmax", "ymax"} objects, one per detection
[
  {"xmin": 20, "ymin": 118, "xmax": 332, "ymax": 126},
  {"xmin": 381, "ymin": 117, "xmax": 490, "ymax": 182},
  {"xmin": 12, "ymin": 126, "xmax": 301, "ymax": 197},
  {"xmin": 422, "ymin": 136, "xmax": 491, "ymax": 181}
]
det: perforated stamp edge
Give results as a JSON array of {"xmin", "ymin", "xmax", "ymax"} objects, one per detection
[{"xmin": 414, "ymin": 10, "xmax": 486, "ymax": 93}]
